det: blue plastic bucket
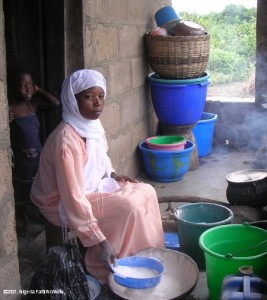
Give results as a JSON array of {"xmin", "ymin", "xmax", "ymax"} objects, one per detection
[
  {"xmin": 138, "ymin": 140, "xmax": 195, "ymax": 182},
  {"xmin": 193, "ymin": 112, "xmax": 218, "ymax": 157},
  {"xmin": 147, "ymin": 76, "xmax": 210, "ymax": 126}
]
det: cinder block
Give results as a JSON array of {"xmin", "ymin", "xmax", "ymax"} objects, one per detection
[
  {"xmin": 2, "ymin": 202, "xmax": 17, "ymax": 257},
  {"xmin": 108, "ymin": 131, "xmax": 133, "ymax": 170},
  {"xmin": 128, "ymin": 0, "xmax": 148, "ymax": 24},
  {"xmin": 0, "ymin": 81, "xmax": 8, "ymax": 131},
  {"xmin": 104, "ymin": 0, "xmax": 128, "ymax": 23},
  {"xmin": 119, "ymin": 26, "xmax": 141, "ymax": 59},
  {"xmin": 120, "ymin": 88, "xmax": 147, "ymax": 126},
  {"xmin": 84, "ymin": 27, "xmax": 94, "ymax": 66},
  {"xmin": 117, "ymin": 154, "xmax": 142, "ymax": 178},
  {"xmin": 132, "ymin": 58, "xmax": 148, "ymax": 88},
  {"xmin": 108, "ymin": 62, "xmax": 131, "ymax": 97},
  {"xmin": 101, "ymin": 102, "xmax": 121, "ymax": 137},
  {"xmin": 0, "ymin": 257, "xmax": 21, "ymax": 298},
  {"xmin": 93, "ymin": 26, "xmax": 119, "ymax": 62},
  {"xmin": 84, "ymin": 0, "xmax": 105, "ymax": 23},
  {"xmin": 132, "ymin": 121, "xmax": 150, "ymax": 149}
]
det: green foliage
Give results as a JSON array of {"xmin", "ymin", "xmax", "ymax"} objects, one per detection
[
  {"xmin": 180, "ymin": 4, "xmax": 256, "ymax": 84},
  {"xmin": 208, "ymin": 48, "xmax": 254, "ymax": 84}
]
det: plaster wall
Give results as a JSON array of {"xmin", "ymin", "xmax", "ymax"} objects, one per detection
[{"xmin": 0, "ymin": 0, "xmax": 21, "ymax": 297}]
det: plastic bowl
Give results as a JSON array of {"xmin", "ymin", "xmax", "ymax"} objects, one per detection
[
  {"xmin": 113, "ymin": 256, "xmax": 164, "ymax": 289},
  {"xmin": 85, "ymin": 275, "xmax": 101, "ymax": 300},
  {"xmin": 146, "ymin": 135, "xmax": 186, "ymax": 151},
  {"xmin": 154, "ymin": 6, "xmax": 181, "ymax": 27},
  {"xmin": 139, "ymin": 140, "xmax": 195, "ymax": 182}
]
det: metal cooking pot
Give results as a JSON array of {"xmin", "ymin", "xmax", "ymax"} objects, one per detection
[{"xmin": 226, "ymin": 169, "xmax": 267, "ymax": 208}]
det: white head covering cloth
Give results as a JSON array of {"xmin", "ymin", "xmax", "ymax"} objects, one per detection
[
  {"xmin": 61, "ymin": 69, "xmax": 106, "ymax": 139},
  {"xmin": 60, "ymin": 69, "xmax": 116, "ymax": 194}
]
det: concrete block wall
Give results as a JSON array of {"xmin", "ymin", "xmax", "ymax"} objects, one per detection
[
  {"xmin": 0, "ymin": 0, "xmax": 21, "ymax": 297},
  {"xmin": 83, "ymin": 0, "xmax": 171, "ymax": 177}
]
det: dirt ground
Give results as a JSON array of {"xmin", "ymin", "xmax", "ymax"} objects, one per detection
[{"xmin": 208, "ymin": 81, "xmax": 254, "ymax": 98}]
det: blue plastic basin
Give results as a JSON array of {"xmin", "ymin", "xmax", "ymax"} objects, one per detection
[
  {"xmin": 139, "ymin": 140, "xmax": 195, "ymax": 182},
  {"xmin": 193, "ymin": 112, "xmax": 218, "ymax": 157},
  {"xmin": 147, "ymin": 77, "xmax": 210, "ymax": 126},
  {"xmin": 113, "ymin": 256, "xmax": 164, "ymax": 289}
]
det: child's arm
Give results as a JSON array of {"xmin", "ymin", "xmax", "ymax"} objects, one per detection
[{"xmin": 34, "ymin": 85, "xmax": 60, "ymax": 107}]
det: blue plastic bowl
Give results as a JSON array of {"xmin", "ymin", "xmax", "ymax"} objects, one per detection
[
  {"xmin": 154, "ymin": 6, "xmax": 181, "ymax": 27},
  {"xmin": 147, "ymin": 77, "xmax": 210, "ymax": 126},
  {"xmin": 85, "ymin": 275, "xmax": 101, "ymax": 300},
  {"xmin": 193, "ymin": 112, "xmax": 218, "ymax": 157},
  {"xmin": 139, "ymin": 140, "xmax": 195, "ymax": 182},
  {"xmin": 113, "ymin": 256, "xmax": 165, "ymax": 289}
]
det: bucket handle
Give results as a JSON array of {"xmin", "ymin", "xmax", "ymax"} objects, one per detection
[
  {"xmin": 243, "ymin": 220, "xmax": 267, "ymax": 226},
  {"xmin": 225, "ymin": 240, "xmax": 267, "ymax": 259}
]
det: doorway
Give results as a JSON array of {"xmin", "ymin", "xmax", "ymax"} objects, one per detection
[
  {"xmin": 4, "ymin": 0, "xmax": 64, "ymax": 139},
  {"xmin": 3, "ymin": 0, "xmax": 65, "ymax": 287}
]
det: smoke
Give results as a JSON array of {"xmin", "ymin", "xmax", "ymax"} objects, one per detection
[{"xmin": 207, "ymin": 101, "xmax": 266, "ymax": 153}]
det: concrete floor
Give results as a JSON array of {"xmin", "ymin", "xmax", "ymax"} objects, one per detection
[
  {"xmin": 140, "ymin": 144, "xmax": 254, "ymax": 203},
  {"xmin": 138, "ymin": 144, "xmax": 258, "ymax": 300},
  {"xmin": 19, "ymin": 144, "xmax": 262, "ymax": 299}
]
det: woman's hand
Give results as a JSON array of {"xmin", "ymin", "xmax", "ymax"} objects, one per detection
[
  {"xmin": 111, "ymin": 172, "xmax": 139, "ymax": 183},
  {"xmin": 99, "ymin": 239, "xmax": 116, "ymax": 271}
]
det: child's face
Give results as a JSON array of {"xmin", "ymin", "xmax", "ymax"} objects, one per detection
[
  {"xmin": 18, "ymin": 73, "xmax": 34, "ymax": 101},
  {"xmin": 75, "ymin": 86, "xmax": 105, "ymax": 120}
]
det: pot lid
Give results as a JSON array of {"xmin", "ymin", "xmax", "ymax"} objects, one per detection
[{"xmin": 226, "ymin": 169, "xmax": 267, "ymax": 183}]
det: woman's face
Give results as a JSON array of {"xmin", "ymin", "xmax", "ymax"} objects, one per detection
[
  {"xmin": 75, "ymin": 86, "xmax": 105, "ymax": 120},
  {"xmin": 18, "ymin": 73, "xmax": 34, "ymax": 101}
]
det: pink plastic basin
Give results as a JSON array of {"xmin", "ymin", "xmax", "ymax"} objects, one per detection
[{"xmin": 146, "ymin": 135, "xmax": 186, "ymax": 151}]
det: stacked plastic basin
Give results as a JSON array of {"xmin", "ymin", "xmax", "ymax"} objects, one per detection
[{"xmin": 140, "ymin": 6, "xmax": 214, "ymax": 181}]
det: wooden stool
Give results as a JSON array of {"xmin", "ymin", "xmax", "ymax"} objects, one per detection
[{"xmin": 44, "ymin": 220, "xmax": 86, "ymax": 257}]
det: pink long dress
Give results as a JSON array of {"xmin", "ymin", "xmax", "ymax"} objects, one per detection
[{"xmin": 31, "ymin": 122, "xmax": 165, "ymax": 283}]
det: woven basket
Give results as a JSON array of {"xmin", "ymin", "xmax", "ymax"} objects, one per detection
[{"xmin": 145, "ymin": 33, "xmax": 210, "ymax": 79}]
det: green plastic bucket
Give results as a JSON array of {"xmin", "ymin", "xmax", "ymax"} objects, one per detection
[
  {"xmin": 174, "ymin": 203, "xmax": 233, "ymax": 270},
  {"xmin": 199, "ymin": 224, "xmax": 267, "ymax": 300}
]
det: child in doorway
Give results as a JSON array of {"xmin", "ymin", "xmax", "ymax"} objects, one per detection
[{"xmin": 8, "ymin": 68, "xmax": 60, "ymax": 236}]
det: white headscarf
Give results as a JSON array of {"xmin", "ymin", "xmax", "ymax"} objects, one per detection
[
  {"xmin": 61, "ymin": 69, "xmax": 115, "ymax": 193},
  {"xmin": 61, "ymin": 69, "xmax": 106, "ymax": 139}
]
